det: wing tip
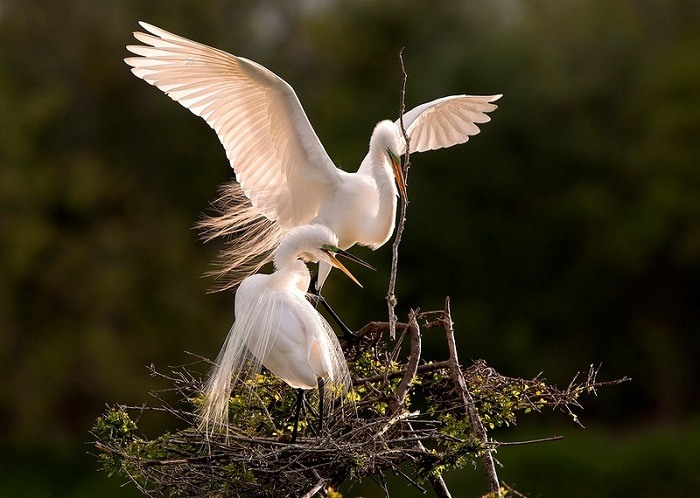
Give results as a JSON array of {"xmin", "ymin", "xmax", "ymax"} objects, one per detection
[{"xmin": 137, "ymin": 21, "xmax": 157, "ymax": 34}]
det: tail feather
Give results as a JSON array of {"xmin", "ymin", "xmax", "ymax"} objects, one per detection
[
  {"xmin": 198, "ymin": 291, "xmax": 278, "ymax": 433},
  {"xmin": 196, "ymin": 180, "xmax": 286, "ymax": 291}
]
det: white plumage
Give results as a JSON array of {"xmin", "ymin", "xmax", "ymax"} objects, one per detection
[
  {"xmin": 200, "ymin": 224, "xmax": 358, "ymax": 431},
  {"xmin": 125, "ymin": 22, "xmax": 501, "ymax": 289}
]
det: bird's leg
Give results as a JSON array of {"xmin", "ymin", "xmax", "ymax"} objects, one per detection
[
  {"xmin": 291, "ymin": 388, "xmax": 304, "ymax": 444},
  {"xmin": 317, "ymin": 378, "xmax": 325, "ymax": 435},
  {"xmin": 309, "ymin": 270, "xmax": 321, "ymax": 296},
  {"xmin": 317, "ymin": 295, "xmax": 359, "ymax": 343},
  {"xmin": 307, "ymin": 274, "xmax": 359, "ymax": 345}
]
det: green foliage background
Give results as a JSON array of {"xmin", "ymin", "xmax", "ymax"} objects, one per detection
[{"xmin": 0, "ymin": 0, "xmax": 698, "ymax": 496}]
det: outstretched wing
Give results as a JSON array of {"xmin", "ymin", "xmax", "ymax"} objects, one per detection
[
  {"xmin": 397, "ymin": 94, "xmax": 502, "ymax": 154},
  {"xmin": 125, "ymin": 22, "xmax": 341, "ymax": 227}
]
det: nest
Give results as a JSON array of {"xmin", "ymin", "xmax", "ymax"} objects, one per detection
[{"xmin": 92, "ymin": 300, "xmax": 628, "ymax": 497}]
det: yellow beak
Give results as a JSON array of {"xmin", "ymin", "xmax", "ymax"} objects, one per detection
[
  {"xmin": 326, "ymin": 253, "xmax": 363, "ymax": 288},
  {"xmin": 388, "ymin": 149, "xmax": 407, "ymax": 199}
]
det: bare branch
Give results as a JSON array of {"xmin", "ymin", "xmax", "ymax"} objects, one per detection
[
  {"xmin": 391, "ymin": 309, "xmax": 420, "ymax": 412},
  {"xmin": 442, "ymin": 297, "xmax": 501, "ymax": 494},
  {"xmin": 496, "ymin": 435, "xmax": 564, "ymax": 447},
  {"xmin": 300, "ymin": 476, "xmax": 325, "ymax": 498},
  {"xmin": 387, "ymin": 48, "xmax": 412, "ymax": 339},
  {"xmin": 427, "ymin": 473, "xmax": 453, "ymax": 498}
]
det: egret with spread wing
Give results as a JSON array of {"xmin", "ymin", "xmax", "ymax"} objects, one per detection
[
  {"xmin": 125, "ymin": 22, "xmax": 501, "ymax": 290},
  {"xmin": 200, "ymin": 224, "xmax": 370, "ymax": 441}
]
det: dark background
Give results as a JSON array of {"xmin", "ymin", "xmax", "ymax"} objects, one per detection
[{"xmin": 1, "ymin": 1, "xmax": 698, "ymax": 496}]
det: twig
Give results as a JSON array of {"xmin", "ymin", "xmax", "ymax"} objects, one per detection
[
  {"xmin": 389, "ymin": 461, "xmax": 426, "ymax": 493},
  {"xmin": 355, "ymin": 321, "xmax": 409, "ymax": 342},
  {"xmin": 378, "ymin": 471, "xmax": 390, "ymax": 498},
  {"xmin": 442, "ymin": 297, "xmax": 501, "ymax": 494},
  {"xmin": 300, "ymin": 476, "xmax": 325, "ymax": 498},
  {"xmin": 496, "ymin": 435, "xmax": 564, "ymax": 446},
  {"xmin": 403, "ymin": 419, "xmax": 453, "ymax": 498},
  {"xmin": 354, "ymin": 360, "xmax": 452, "ymax": 385},
  {"xmin": 94, "ymin": 312, "xmax": 629, "ymax": 497},
  {"xmin": 391, "ymin": 309, "xmax": 420, "ymax": 412},
  {"xmin": 392, "ymin": 307, "xmax": 451, "ymax": 496},
  {"xmin": 387, "ymin": 48, "xmax": 412, "ymax": 339},
  {"xmin": 376, "ymin": 410, "xmax": 418, "ymax": 439},
  {"xmin": 501, "ymin": 482, "xmax": 529, "ymax": 498},
  {"xmin": 427, "ymin": 472, "xmax": 452, "ymax": 498}
]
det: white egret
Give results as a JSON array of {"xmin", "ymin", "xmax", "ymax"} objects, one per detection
[
  {"xmin": 125, "ymin": 22, "xmax": 501, "ymax": 291},
  {"xmin": 201, "ymin": 224, "xmax": 370, "ymax": 440}
]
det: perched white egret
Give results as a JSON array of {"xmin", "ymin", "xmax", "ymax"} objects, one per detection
[
  {"xmin": 200, "ymin": 224, "xmax": 370, "ymax": 439},
  {"xmin": 125, "ymin": 22, "xmax": 501, "ymax": 290}
]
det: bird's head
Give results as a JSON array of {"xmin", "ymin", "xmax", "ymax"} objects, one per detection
[
  {"xmin": 275, "ymin": 224, "xmax": 375, "ymax": 287},
  {"xmin": 371, "ymin": 120, "xmax": 408, "ymax": 199},
  {"xmin": 318, "ymin": 242, "xmax": 375, "ymax": 288}
]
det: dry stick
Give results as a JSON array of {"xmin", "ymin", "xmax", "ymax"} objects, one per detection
[
  {"xmin": 501, "ymin": 482, "xmax": 529, "ymax": 498},
  {"xmin": 300, "ymin": 473, "xmax": 325, "ymax": 498},
  {"xmin": 496, "ymin": 435, "xmax": 564, "ymax": 447},
  {"xmin": 356, "ymin": 321, "xmax": 408, "ymax": 340},
  {"xmin": 386, "ymin": 48, "xmax": 412, "ymax": 340},
  {"xmin": 425, "ymin": 463, "xmax": 452, "ymax": 498},
  {"xmin": 390, "ymin": 309, "xmax": 420, "ymax": 411},
  {"xmin": 402, "ymin": 417, "xmax": 452, "ymax": 498},
  {"xmin": 354, "ymin": 360, "xmax": 452, "ymax": 385},
  {"xmin": 442, "ymin": 297, "xmax": 501, "ymax": 494},
  {"xmin": 388, "ymin": 311, "xmax": 452, "ymax": 497},
  {"xmin": 378, "ymin": 472, "xmax": 391, "ymax": 498}
]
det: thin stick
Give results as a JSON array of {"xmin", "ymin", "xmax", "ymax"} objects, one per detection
[
  {"xmin": 300, "ymin": 477, "xmax": 325, "ymax": 498},
  {"xmin": 442, "ymin": 297, "xmax": 501, "ymax": 494},
  {"xmin": 496, "ymin": 435, "xmax": 564, "ymax": 447},
  {"xmin": 501, "ymin": 482, "xmax": 529, "ymax": 498},
  {"xmin": 389, "ymin": 461, "xmax": 426, "ymax": 493},
  {"xmin": 390, "ymin": 309, "xmax": 420, "ymax": 412},
  {"xmin": 387, "ymin": 48, "xmax": 412, "ymax": 339},
  {"xmin": 404, "ymin": 420, "xmax": 453, "ymax": 498},
  {"xmin": 355, "ymin": 321, "xmax": 408, "ymax": 339},
  {"xmin": 392, "ymin": 308, "xmax": 453, "ymax": 496},
  {"xmin": 378, "ymin": 471, "xmax": 390, "ymax": 498},
  {"xmin": 354, "ymin": 360, "xmax": 452, "ymax": 385}
]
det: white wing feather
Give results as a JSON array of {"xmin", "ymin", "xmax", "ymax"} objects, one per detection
[
  {"xmin": 398, "ymin": 94, "xmax": 502, "ymax": 153},
  {"xmin": 125, "ymin": 22, "xmax": 340, "ymax": 227},
  {"xmin": 262, "ymin": 291, "xmax": 350, "ymax": 390}
]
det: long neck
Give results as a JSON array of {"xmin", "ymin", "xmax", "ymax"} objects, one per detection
[
  {"xmin": 358, "ymin": 148, "xmax": 399, "ymax": 248},
  {"xmin": 273, "ymin": 241, "xmax": 312, "ymax": 292},
  {"xmin": 272, "ymin": 258, "xmax": 311, "ymax": 292}
]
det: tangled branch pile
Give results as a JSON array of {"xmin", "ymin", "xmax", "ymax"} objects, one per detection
[{"xmin": 92, "ymin": 300, "xmax": 628, "ymax": 497}]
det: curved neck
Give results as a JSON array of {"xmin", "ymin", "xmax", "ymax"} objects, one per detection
[
  {"xmin": 272, "ymin": 258, "xmax": 311, "ymax": 292},
  {"xmin": 358, "ymin": 148, "xmax": 398, "ymax": 248}
]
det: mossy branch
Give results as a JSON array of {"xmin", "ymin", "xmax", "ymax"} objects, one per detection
[{"xmin": 92, "ymin": 310, "xmax": 628, "ymax": 497}]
